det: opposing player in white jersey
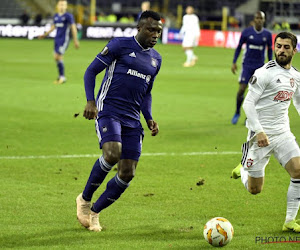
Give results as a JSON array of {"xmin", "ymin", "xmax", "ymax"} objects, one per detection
[
  {"xmin": 232, "ymin": 32, "xmax": 300, "ymax": 232},
  {"xmin": 179, "ymin": 6, "xmax": 200, "ymax": 67}
]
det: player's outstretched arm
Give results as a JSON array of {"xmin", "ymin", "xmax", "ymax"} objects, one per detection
[
  {"xmin": 71, "ymin": 23, "xmax": 80, "ymax": 49},
  {"xmin": 38, "ymin": 24, "xmax": 55, "ymax": 39},
  {"xmin": 147, "ymin": 120, "xmax": 159, "ymax": 136}
]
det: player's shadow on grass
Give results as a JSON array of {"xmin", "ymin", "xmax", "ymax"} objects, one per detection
[
  {"xmin": 0, "ymin": 228, "xmax": 81, "ymax": 248},
  {"xmin": 0, "ymin": 225, "xmax": 204, "ymax": 249}
]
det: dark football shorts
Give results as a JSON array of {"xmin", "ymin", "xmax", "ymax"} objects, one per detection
[
  {"xmin": 54, "ymin": 40, "xmax": 69, "ymax": 55},
  {"xmin": 239, "ymin": 65, "xmax": 260, "ymax": 84},
  {"xmin": 95, "ymin": 116, "xmax": 144, "ymax": 161}
]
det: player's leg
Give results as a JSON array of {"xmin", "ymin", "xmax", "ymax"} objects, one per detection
[
  {"xmin": 88, "ymin": 159, "xmax": 138, "ymax": 231},
  {"xmin": 77, "ymin": 117, "xmax": 121, "ymax": 229},
  {"xmin": 247, "ymin": 175, "xmax": 264, "ymax": 194},
  {"xmin": 237, "ymin": 131, "xmax": 271, "ymax": 193},
  {"xmin": 231, "ymin": 83, "xmax": 247, "ymax": 124},
  {"xmin": 231, "ymin": 65, "xmax": 255, "ymax": 124},
  {"xmin": 239, "ymin": 162, "xmax": 265, "ymax": 194},
  {"xmin": 54, "ymin": 52, "xmax": 66, "ymax": 84},
  {"xmin": 191, "ymin": 35, "xmax": 199, "ymax": 64},
  {"xmin": 183, "ymin": 47, "xmax": 194, "ymax": 67},
  {"xmin": 182, "ymin": 34, "xmax": 196, "ymax": 67},
  {"xmin": 88, "ymin": 126, "xmax": 143, "ymax": 231},
  {"xmin": 91, "ymin": 159, "xmax": 138, "ymax": 213},
  {"xmin": 275, "ymin": 134, "xmax": 300, "ymax": 232},
  {"xmin": 283, "ymin": 157, "xmax": 300, "ymax": 232},
  {"xmin": 53, "ymin": 40, "xmax": 69, "ymax": 84},
  {"xmin": 242, "ymin": 154, "xmax": 269, "ymax": 194},
  {"xmin": 82, "ymin": 142, "xmax": 121, "ymax": 201}
]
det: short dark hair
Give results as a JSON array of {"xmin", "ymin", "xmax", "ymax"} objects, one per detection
[
  {"xmin": 275, "ymin": 32, "xmax": 298, "ymax": 49},
  {"xmin": 138, "ymin": 11, "xmax": 161, "ymax": 22}
]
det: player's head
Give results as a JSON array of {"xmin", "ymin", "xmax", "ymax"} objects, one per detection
[
  {"xmin": 253, "ymin": 11, "xmax": 265, "ymax": 31},
  {"xmin": 141, "ymin": 1, "xmax": 150, "ymax": 11},
  {"xmin": 57, "ymin": 0, "xmax": 68, "ymax": 13},
  {"xmin": 136, "ymin": 11, "xmax": 162, "ymax": 49},
  {"xmin": 274, "ymin": 32, "xmax": 298, "ymax": 67},
  {"xmin": 186, "ymin": 6, "xmax": 194, "ymax": 14}
]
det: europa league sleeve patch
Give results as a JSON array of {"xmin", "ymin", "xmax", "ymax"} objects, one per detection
[
  {"xmin": 249, "ymin": 75, "xmax": 257, "ymax": 85},
  {"xmin": 100, "ymin": 46, "xmax": 109, "ymax": 55}
]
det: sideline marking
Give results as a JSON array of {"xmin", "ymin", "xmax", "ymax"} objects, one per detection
[{"xmin": 0, "ymin": 151, "xmax": 240, "ymax": 160}]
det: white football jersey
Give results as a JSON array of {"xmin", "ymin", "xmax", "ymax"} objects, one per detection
[
  {"xmin": 246, "ymin": 59, "xmax": 300, "ymax": 135},
  {"xmin": 180, "ymin": 14, "xmax": 200, "ymax": 36}
]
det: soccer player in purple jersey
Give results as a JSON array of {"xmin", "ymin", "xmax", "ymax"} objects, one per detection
[
  {"xmin": 38, "ymin": 0, "xmax": 79, "ymax": 84},
  {"xmin": 76, "ymin": 11, "xmax": 162, "ymax": 232},
  {"xmin": 231, "ymin": 11, "xmax": 273, "ymax": 124}
]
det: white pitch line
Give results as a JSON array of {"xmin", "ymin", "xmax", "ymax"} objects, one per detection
[{"xmin": 0, "ymin": 151, "xmax": 240, "ymax": 160}]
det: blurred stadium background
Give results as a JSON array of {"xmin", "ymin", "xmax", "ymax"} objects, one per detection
[
  {"xmin": 0, "ymin": 0, "xmax": 300, "ymax": 46},
  {"xmin": 2, "ymin": 1, "xmax": 300, "ymax": 249}
]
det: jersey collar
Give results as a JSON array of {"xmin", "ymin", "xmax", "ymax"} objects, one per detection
[
  {"xmin": 253, "ymin": 26, "xmax": 264, "ymax": 34},
  {"xmin": 133, "ymin": 36, "xmax": 150, "ymax": 51}
]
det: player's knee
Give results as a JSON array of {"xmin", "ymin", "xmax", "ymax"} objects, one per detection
[
  {"xmin": 118, "ymin": 168, "xmax": 135, "ymax": 183},
  {"xmin": 248, "ymin": 186, "xmax": 262, "ymax": 195},
  {"xmin": 103, "ymin": 148, "xmax": 121, "ymax": 165},
  {"xmin": 291, "ymin": 172, "xmax": 300, "ymax": 179}
]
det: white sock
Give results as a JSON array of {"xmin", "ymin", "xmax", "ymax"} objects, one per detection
[
  {"xmin": 185, "ymin": 49, "xmax": 193, "ymax": 63},
  {"xmin": 240, "ymin": 166, "xmax": 248, "ymax": 191},
  {"xmin": 285, "ymin": 178, "xmax": 300, "ymax": 223}
]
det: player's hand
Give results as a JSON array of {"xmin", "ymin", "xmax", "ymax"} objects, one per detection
[
  {"xmin": 83, "ymin": 100, "xmax": 98, "ymax": 120},
  {"xmin": 231, "ymin": 63, "xmax": 237, "ymax": 74},
  {"xmin": 256, "ymin": 132, "xmax": 270, "ymax": 147},
  {"xmin": 74, "ymin": 40, "xmax": 80, "ymax": 49},
  {"xmin": 147, "ymin": 120, "xmax": 159, "ymax": 136},
  {"xmin": 38, "ymin": 35, "xmax": 45, "ymax": 40}
]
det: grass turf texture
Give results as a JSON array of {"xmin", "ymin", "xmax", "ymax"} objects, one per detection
[{"xmin": 0, "ymin": 38, "xmax": 300, "ymax": 249}]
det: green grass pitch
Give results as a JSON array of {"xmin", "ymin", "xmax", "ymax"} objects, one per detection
[{"xmin": 0, "ymin": 38, "xmax": 300, "ymax": 249}]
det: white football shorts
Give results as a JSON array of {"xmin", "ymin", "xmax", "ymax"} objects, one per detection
[
  {"xmin": 241, "ymin": 130, "xmax": 300, "ymax": 178},
  {"xmin": 182, "ymin": 33, "xmax": 199, "ymax": 47}
]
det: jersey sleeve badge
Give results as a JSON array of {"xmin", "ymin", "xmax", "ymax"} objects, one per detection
[
  {"xmin": 100, "ymin": 46, "xmax": 109, "ymax": 55},
  {"xmin": 249, "ymin": 75, "xmax": 257, "ymax": 85}
]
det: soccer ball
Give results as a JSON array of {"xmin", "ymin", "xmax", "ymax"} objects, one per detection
[{"xmin": 203, "ymin": 217, "xmax": 234, "ymax": 247}]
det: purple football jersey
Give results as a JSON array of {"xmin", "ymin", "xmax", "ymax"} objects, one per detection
[
  {"xmin": 233, "ymin": 26, "xmax": 272, "ymax": 68},
  {"xmin": 94, "ymin": 36, "xmax": 162, "ymax": 127},
  {"xmin": 53, "ymin": 12, "xmax": 74, "ymax": 43}
]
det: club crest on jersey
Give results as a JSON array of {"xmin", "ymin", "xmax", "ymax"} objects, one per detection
[
  {"xmin": 249, "ymin": 75, "xmax": 257, "ymax": 85},
  {"xmin": 290, "ymin": 78, "xmax": 295, "ymax": 88},
  {"xmin": 101, "ymin": 46, "xmax": 109, "ymax": 55},
  {"xmin": 151, "ymin": 58, "xmax": 157, "ymax": 67},
  {"xmin": 246, "ymin": 159, "xmax": 254, "ymax": 168}
]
